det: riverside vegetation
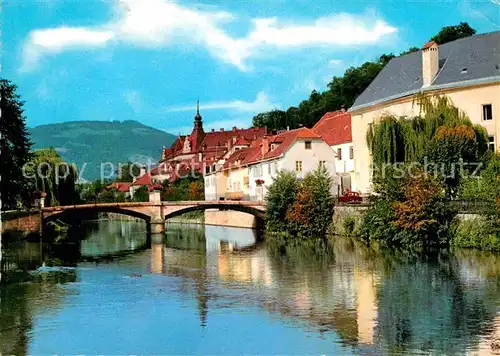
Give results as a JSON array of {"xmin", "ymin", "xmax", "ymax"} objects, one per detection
[{"xmin": 265, "ymin": 95, "xmax": 499, "ymax": 252}]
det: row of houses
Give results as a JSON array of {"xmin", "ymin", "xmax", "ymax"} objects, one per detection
[{"xmin": 128, "ymin": 31, "xmax": 498, "ymax": 199}]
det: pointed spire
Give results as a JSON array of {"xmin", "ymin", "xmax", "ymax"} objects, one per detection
[{"xmin": 196, "ymin": 98, "xmax": 200, "ymax": 116}]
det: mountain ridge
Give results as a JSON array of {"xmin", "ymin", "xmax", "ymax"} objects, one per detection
[{"xmin": 28, "ymin": 120, "xmax": 176, "ymax": 181}]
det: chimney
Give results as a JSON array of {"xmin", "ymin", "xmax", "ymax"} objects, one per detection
[
  {"xmin": 286, "ymin": 126, "xmax": 290, "ymax": 131},
  {"xmin": 298, "ymin": 124, "xmax": 303, "ymax": 128},
  {"xmin": 261, "ymin": 136, "xmax": 269, "ymax": 156},
  {"xmin": 227, "ymin": 138, "xmax": 233, "ymax": 151},
  {"xmin": 232, "ymin": 126, "xmax": 237, "ymax": 132},
  {"xmin": 139, "ymin": 166, "xmax": 147, "ymax": 177},
  {"xmin": 220, "ymin": 128, "xmax": 224, "ymax": 132},
  {"xmin": 421, "ymin": 41, "xmax": 438, "ymax": 87},
  {"xmin": 341, "ymin": 105, "xmax": 346, "ymax": 113}
]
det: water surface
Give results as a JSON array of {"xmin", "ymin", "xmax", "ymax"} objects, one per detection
[{"xmin": 2, "ymin": 220, "xmax": 500, "ymax": 355}]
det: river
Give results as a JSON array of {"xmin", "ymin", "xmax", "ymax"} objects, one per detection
[{"xmin": 1, "ymin": 220, "xmax": 500, "ymax": 355}]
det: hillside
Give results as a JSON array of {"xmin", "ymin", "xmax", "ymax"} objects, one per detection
[{"xmin": 29, "ymin": 120, "xmax": 176, "ymax": 181}]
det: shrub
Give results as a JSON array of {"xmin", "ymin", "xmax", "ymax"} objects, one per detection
[
  {"xmin": 285, "ymin": 166, "xmax": 335, "ymax": 238},
  {"xmin": 451, "ymin": 217, "xmax": 500, "ymax": 251},
  {"xmin": 265, "ymin": 170, "xmax": 298, "ymax": 232},
  {"xmin": 342, "ymin": 216, "xmax": 357, "ymax": 237},
  {"xmin": 361, "ymin": 166, "xmax": 456, "ymax": 249}
]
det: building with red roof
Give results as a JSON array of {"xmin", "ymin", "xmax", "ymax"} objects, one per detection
[
  {"xmin": 312, "ymin": 110, "xmax": 354, "ymax": 192},
  {"xmin": 205, "ymin": 126, "xmax": 339, "ymax": 201},
  {"xmin": 159, "ymin": 102, "xmax": 267, "ymax": 186}
]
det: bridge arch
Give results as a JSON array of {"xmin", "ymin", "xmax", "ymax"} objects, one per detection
[
  {"xmin": 163, "ymin": 204, "xmax": 265, "ymax": 222},
  {"xmin": 43, "ymin": 205, "xmax": 152, "ymax": 224}
]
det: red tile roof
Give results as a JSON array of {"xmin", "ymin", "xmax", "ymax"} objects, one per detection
[
  {"xmin": 132, "ymin": 172, "xmax": 153, "ymax": 186},
  {"xmin": 312, "ymin": 111, "xmax": 352, "ymax": 146},
  {"xmin": 422, "ymin": 41, "xmax": 437, "ymax": 50},
  {"xmin": 262, "ymin": 127, "xmax": 318, "ymax": 160},
  {"xmin": 234, "ymin": 136, "xmax": 250, "ymax": 146},
  {"xmin": 106, "ymin": 182, "xmax": 131, "ymax": 192},
  {"xmin": 223, "ymin": 146, "xmax": 260, "ymax": 169}
]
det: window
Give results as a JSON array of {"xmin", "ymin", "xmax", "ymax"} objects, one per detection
[
  {"xmin": 489, "ymin": 136, "xmax": 496, "ymax": 152},
  {"xmin": 337, "ymin": 148, "xmax": 342, "ymax": 160},
  {"xmin": 305, "ymin": 141, "xmax": 312, "ymax": 149},
  {"xmin": 349, "ymin": 146, "xmax": 354, "ymax": 160},
  {"xmin": 268, "ymin": 163, "xmax": 271, "ymax": 175},
  {"xmin": 295, "ymin": 161, "xmax": 303, "ymax": 172},
  {"xmin": 483, "ymin": 104, "xmax": 493, "ymax": 121},
  {"xmin": 205, "ymin": 166, "xmax": 210, "ymax": 174},
  {"xmin": 319, "ymin": 160, "xmax": 326, "ymax": 168}
]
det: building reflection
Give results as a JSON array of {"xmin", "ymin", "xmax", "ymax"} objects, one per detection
[{"xmin": 160, "ymin": 224, "xmax": 381, "ymax": 348}]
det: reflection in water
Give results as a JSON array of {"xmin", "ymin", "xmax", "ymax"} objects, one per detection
[{"xmin": 2, "ymin": 220, "xmax": 500, "ymax": 354}]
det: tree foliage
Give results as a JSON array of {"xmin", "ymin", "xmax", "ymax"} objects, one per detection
[
  {"xmin": 24, "ymin": 148, "xmax": 78, "ymax": 206},
  {"xmin": 430, "ymin": 22, "xmax": 476, "ymax": 45},
  {"xmin": 0, "ymin": 79, "xmax": 32, "ymax": 209},
  {"xmin": 265, "ymin": 170, "xmax": 298, "ymax": 232},
  {"xmin": 362, "ymin": 167, "xmax": 456, "ymax": 249},
  {"xmin": 116, "ymin": 162, "xmax": 141, "ymax": 182},
  {"xmin": 367, "ymin": 95, "xmax": 488, "ymax": 198},
  {"xmin": 266, "ymin": 167, "xmax": 334, "ymax": 238}
]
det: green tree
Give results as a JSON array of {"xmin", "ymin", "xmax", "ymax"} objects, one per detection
[
  {"xmin": 286, "ymin": 166, "xmax": 335, "ymax": 237},
  {"xmin": 400, "ymin": 47, "xmax": 420, "ymax": 56},
  {"xmin": 116, "ymin": 162, "xmax": 141, "ymax": 182},
  {"xmin": 430, "ymin": 22, "xmax": 476, "ymax": 45},
  {"xmin": 132, "ymin": 186, "xmax": 149, "ymax": 202},
  {"xmin": 24, "ymin": 148, "xmax": 78, "ymax": 206},
  {"xmin": 0, "ymin": 79, "xmax": 32, "ymax": 209},
  {"xmin": 265, "ymin": 171, "xmax": 298, "ymax": 232}
]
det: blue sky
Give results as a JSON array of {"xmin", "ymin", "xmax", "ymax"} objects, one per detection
[{"xmin": 3, "ymin": 0, "xmax": 500, "ymax": 135}]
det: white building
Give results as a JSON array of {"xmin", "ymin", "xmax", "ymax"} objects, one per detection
[
  {"xmin": 247, "ymin": 127, "xmax": 338, "ymax": 201},
  {"xmin": 312, "ymin": 110, "xmax": 354, "ymax": 192}
]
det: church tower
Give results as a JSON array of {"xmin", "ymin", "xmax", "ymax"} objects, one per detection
[{"xmin": 189, "ymin": 99, "xmax": 205, "ymax": 153}]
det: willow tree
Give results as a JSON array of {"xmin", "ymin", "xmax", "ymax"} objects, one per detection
[
  {"xmin": 25, "ymin": 148, "xmax": 78, "ymax": 206},
  {"xmin": 367, "ymin": 95, "xmax": 488, "ymax": 167}
]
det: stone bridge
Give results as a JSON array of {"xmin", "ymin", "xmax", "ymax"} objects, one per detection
[{"xmin": 42, "ymin": 199, "xmax": 266, "ymax": 233}]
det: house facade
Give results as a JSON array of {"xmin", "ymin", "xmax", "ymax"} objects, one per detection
[
  {"xmin": 205, "ymin": 127, "xmax": 338, "ymax": 201},
  {"xmin": 312, "ymin": 110, "xmax": 354, "ymax": 192},
  {"xmin": 158, "ymin": 103, "xmax": 267, "ymax": 184},
  {"xmin": 349, "ymin": 31, "xmax": 500, "ymax": 194}
]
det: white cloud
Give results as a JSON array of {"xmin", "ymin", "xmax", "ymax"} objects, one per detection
[
  {"xmin": 328, "ymin": 59, "xmax": 343, "ymax": 66},
  {"xmin": 21, "ymin": 27, "xmax": 115, "ymax": 71},
  {"xmin": 20, "ymin": 0, "xmax": 398, "ymax": 71},
  {"xmin": 165, "ymin": 91, "xmax": 279, "ymax": 113},
  {"xmin": 123, "ymin": 89, "xmax": 141, "ymax": 112}
]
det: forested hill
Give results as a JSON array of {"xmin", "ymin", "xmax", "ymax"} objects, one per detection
[
  {"xmin": 29, "ymin": 120, "xmax": 176, "ymax": 181},
  {"xmin": 252, "ymin": 22, "xmax": 477, "ymax": 131}
]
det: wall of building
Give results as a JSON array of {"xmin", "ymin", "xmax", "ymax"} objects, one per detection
[
  {"xmin": 204, "ymin": 209, "xmax": 260, "ymax": 229},
  {"xmin": 351, "ymin": 83, "xmax": 500, "ymax": 194},
  {"xmin": 226, "ymin": 166, "xmax": 250, "ymax": 198},
  {"xmin": 248, "ymin": 138, "xmax": 339, "ymax": 199},
  {"xmin": 332, "ymin": 142, "xmax": 355, "ymax": 174}
]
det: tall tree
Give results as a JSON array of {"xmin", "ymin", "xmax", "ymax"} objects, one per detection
[
  {"xmin": 430, "ymin": 22, "xmax": 476, "ymax": 44},
  {"xmin": 0, "ymin": 79, "xmax": 32, "ymax": 209}
]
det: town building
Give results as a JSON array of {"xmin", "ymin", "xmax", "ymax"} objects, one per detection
[
  {"xmin": 349, "ymin": 31, "xmax": 500, "ymax": 194},
  {"xmin": 157, "ymin": 102, "xmax": 267, "ymax": 184},
  {"xmin": 206, "ymin": 127, "xmax": 338, "ymax": 201},
  {"xmin": 312, "ymin": 110, "xmax": 353, "ymax": 192}
]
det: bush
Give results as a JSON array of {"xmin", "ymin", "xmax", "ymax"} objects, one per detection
[
  {"xmin": 361, "ymin": 167, "xmax": 456, "ymax": 249},
  {"xmin": 451, "ymin": 217, "xmax": 500, "ymax": 251},
  {"xmin": 342, "ymin": 216, "xmax": 357, "ymax": 237},
  {"xmin": 286, "ymin": 167, "xmax": 335, "ymax": 237},
  {"xmin": 266, "ymin": 167, "xmax": 335, "ymax": 239},
  {"xmin": 132, "ymin": 186, "xmax": 149, "ymax": 202},
  {"xmin": 265, "ymin": 170, "xmax": 298, "ymax": 232}
]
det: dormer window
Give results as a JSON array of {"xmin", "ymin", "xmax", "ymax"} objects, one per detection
[
  {"xmin": 461, "ymin": 68, "xmax": 467, "ymax": 74},
  {"xmin": 305, "ymin": 141, "xmax": 312, "ymax": 150}
]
